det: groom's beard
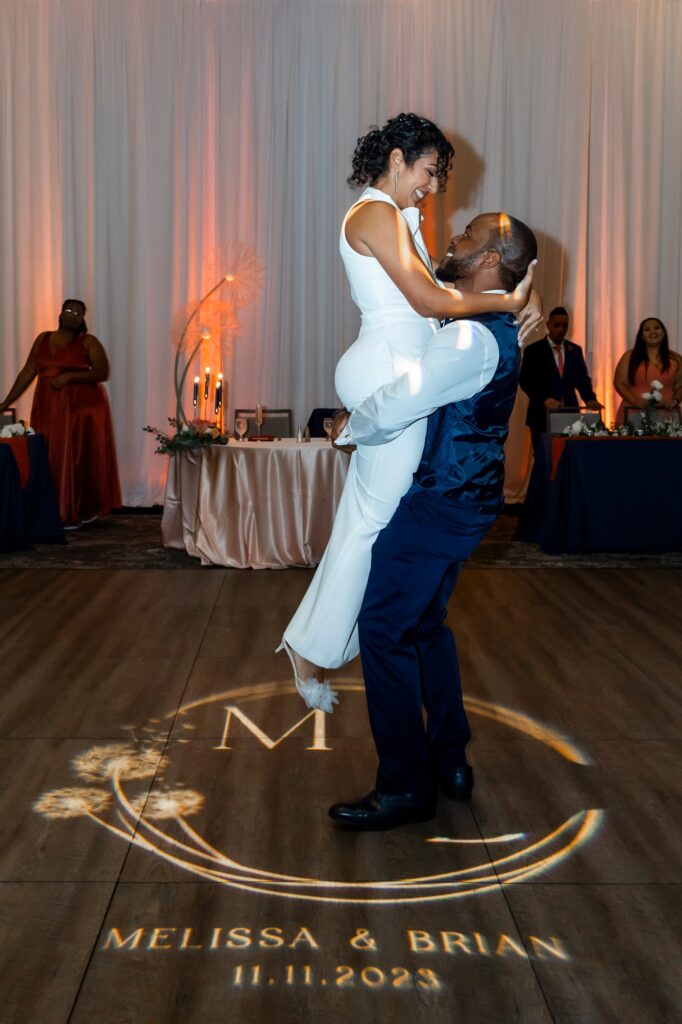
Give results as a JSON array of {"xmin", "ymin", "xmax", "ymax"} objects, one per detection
[{"xmin": 436, "ymin": 246, "xmax": 486, "ymax": 284}]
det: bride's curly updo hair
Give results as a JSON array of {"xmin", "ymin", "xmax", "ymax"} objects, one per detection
[{"xmin": 347, "ymin": 113, "xmax": 454, "ymax": 191}]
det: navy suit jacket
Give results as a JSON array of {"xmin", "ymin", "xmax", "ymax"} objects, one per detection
[{"xmin": 519, "ymin": 337, "xmax": 596, "ymax": 442}]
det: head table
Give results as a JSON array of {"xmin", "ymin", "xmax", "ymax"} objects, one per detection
[
  {"xmin": 517, "ymin": 434, "xmax": 682, "ymax": 553},
  {"xmin": 161, "ymin": 438, "xmax": 350, "ymax": 568}
]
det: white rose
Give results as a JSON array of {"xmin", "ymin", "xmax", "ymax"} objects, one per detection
[
  {"xmin": 0, "ymin": 422, "xmax": 31, "ymax": 437},
  {"xmin": 650, "ymin": 380, "xmax": 663, "ymax": 389}
]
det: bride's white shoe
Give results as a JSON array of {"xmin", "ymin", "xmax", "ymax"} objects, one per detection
[{"xmin": 276, "ymin": 640, "xmax": 339, "ymax": 714}]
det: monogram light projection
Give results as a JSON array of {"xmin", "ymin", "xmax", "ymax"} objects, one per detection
[{"xmin": 34, "ymin": 684, "xmax": 603, "ymax": 905}]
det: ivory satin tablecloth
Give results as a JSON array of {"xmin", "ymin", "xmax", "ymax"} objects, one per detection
[{"xmin": 161, "ymin": 439, "xmax": 350, "ymax": 568}]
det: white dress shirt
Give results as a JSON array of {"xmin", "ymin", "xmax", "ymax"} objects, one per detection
[{"xmin": 336, "ymin": 292, "xmax": 509, "ymax": 447}]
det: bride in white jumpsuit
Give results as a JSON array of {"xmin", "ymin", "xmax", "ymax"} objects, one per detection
[
  {"xmin": 283, "ymin": 187, "xmax": 438, "ymax": 675},
  {"xmin": 278, "ymin": 114, "xmax": 532, "ymax": 712}
]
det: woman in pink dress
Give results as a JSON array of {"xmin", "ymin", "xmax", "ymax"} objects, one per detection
[
  {"xmin": 0, "ymin": 299, "xmax": 121, "ymax": 526},
  {"xmin": 613, "ymin": 318, "xmax": 682, "ymax": 425}
]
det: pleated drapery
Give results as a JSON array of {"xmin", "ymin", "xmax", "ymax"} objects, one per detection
[{"xmin": 1, "ymin": 0, "xmax": 680, "ymax": 503}]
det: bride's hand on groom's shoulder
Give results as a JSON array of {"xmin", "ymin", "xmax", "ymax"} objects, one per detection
[{"xmin": 332, "ymin": 409, "xmax": 355, "ymax": 453}]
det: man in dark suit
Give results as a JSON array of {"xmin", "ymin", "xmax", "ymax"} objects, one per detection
[
  {"xmin": 328, "ymin": 212, "xmax": 539, "ymax": 830},
  {"xmin": 519, "ymin": 306, "xmax": 601, "ymax": 450}
]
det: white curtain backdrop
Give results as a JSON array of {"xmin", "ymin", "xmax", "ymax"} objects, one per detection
[{"xmin": 1, "ymin": 0, "xmax": 680, "ymax": 504}]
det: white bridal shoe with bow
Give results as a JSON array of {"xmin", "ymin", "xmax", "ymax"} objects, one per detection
[{"xmin": 276, "ymin": 640, "xmax": 339, "ymax": 714}]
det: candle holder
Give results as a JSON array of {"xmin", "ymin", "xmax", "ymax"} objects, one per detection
[
  {"xmin": 171, "ymin": 242, "xmax": 264, "ymax": 429},
  {"xmin": 215, "ymin": 374, "xmax": 224, "ymax": 432}
]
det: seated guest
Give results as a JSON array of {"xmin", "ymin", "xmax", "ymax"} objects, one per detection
[
  {"xmin": 519, "ymin": 306, "xmax": 601, "ymax": 449},
  {"xmin": 0, "ymin": 300, "xmax": 121, "ymax": 527},
  {"xmin": 613, "ymin": 318, "xmax": 682, "ymax": 424}
]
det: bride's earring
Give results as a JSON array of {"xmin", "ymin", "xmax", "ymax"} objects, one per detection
[{"xmin": 393, "ymin": 169, "xmax": 399, "ymax": 195}]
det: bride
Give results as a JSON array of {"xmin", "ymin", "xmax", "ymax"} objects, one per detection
[{"xmin": 279, "ymin": 113, "xmax": 538, "ymax": 711}]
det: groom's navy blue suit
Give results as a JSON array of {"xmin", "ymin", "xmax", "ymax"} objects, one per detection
[{"xmin": 357, "ymin": 312, "xmax": 520, "ymax": 794}]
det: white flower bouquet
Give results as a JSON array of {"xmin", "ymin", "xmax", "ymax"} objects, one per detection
[
  {"xmin": 0, "ymin": 421, "xmax": 34, "ymax": 438},
  {"xmin": 640, "ymin": 379, "xmax": 664, "ymax": 406}
]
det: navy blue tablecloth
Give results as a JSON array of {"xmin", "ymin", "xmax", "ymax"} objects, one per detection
[
  {"xmin": 517, "ymin": 434, "xmax": 682, "ymax": 553},
  {"xmin": 0, "ymin": 434, "xmax": 64, "ymax": 552},
  {"xmin": 0, "ymin": 445, "xmax": 24, "ymax": 551}
]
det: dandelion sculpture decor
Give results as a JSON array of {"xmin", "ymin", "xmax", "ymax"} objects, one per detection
[
  {"xmin": 172, "ymin": 242, "xmax": 264, "ymax": 429},
  {"xmin": 145, "ymin": 242, "xmax": 264, "ymax": 453}
]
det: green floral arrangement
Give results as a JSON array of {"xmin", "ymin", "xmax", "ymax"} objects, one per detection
[{"xmin": 143, "ymin": 418, "xmax": 229, "ymax": 456}]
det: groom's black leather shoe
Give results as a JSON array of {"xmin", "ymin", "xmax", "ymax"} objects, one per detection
[
  {"xmin": 439, "ymin": 764, "xmax": 474, "ymax": 801},
  {"xmin": 328, "ymin": 788, "xmax": 437, "ymax": 831}
]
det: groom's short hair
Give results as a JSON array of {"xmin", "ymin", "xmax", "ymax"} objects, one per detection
[{"xmin": 486, "ymin": 214, "xmax": 537, "ymax": 291}]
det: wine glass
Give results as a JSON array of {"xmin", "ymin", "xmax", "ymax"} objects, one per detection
[
  {"xmin": 323, "ymin": 417, "xmax": 334, "ymax": 441},
  {"xmin": 234, "ymin": 415, "xmax": 248, "ymax": 441}
]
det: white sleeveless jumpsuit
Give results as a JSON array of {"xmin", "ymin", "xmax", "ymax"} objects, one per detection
[{"xmin": 283, "ymin": 187, "xmax": 439, "ymax": 667}]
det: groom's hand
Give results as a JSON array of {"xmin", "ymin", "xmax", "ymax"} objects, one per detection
[{"xmin": 331, "ymin": 409, "xmax": 355, "ymax": 452}]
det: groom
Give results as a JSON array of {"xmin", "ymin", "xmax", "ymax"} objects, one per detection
[{"xmin": 330, "ymin": 212, "xmax": 538, "ymax": 830}]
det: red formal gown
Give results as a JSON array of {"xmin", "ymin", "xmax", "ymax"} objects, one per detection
[{"xmin": 30, "ymin": 334, "xmax": 122, "ymax": 526}]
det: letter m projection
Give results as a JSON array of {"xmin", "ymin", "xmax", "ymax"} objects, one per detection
[{"xmin": 214, "ymin": 707, "xmax": 331, "ymax": 752}]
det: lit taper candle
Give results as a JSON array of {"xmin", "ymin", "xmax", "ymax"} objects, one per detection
[{"xmin": 192, "ymin": 376, "xmax": 200, "ymax": 408}]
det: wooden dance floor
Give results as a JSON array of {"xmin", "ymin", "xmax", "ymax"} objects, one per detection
[{"xmin": 1, "ymin": 565, "xmax": 680, "ymax": 1023}]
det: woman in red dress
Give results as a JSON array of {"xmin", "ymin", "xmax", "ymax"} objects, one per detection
[{"xmin": 0, "ymin": 299, "xmax": 121, "ymax": 526}]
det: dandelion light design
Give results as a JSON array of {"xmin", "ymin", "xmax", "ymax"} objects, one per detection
[
  {"xmin": 34, "ymin": 685, "xmax": 603, "ymax": 905},
  {"xmin": 173, "ymin": 242, "xmax": 265, "ymax": 427}
]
